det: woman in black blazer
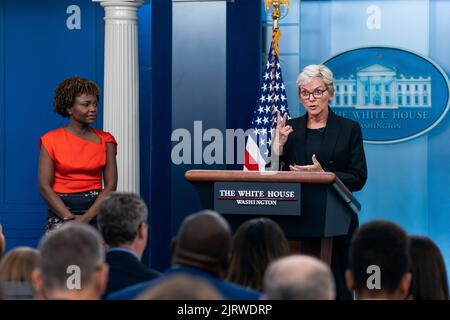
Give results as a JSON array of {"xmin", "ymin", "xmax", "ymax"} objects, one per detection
[{"xmin": 272, "ymin": 64, "xmax": 368, "ymax": 300}]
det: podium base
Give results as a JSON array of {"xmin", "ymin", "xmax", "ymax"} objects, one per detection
[{"xmin": 288, "ymin": 237, "xmax": 333, "ymax": 265}]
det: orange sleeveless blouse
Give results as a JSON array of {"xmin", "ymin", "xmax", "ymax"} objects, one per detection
[{"xmin": 39, "ymin": 128, "xmax": 117, "ymax": 194}]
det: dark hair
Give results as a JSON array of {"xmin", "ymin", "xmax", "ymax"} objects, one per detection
[
  {"xmin": 173, "ymin": 210, "xmax": 231, "ymax": 276},
  {"xmin": 53, "ymin": 76, "xmax": 100, "ymax": 118},
  {"xmin": 226, "ymin": 218, "xmax": 289, "ymax": 291},
  {"xmin": 409, "ymin": 236, "xmax": 449, "ymax": 300},
  {"xmin": 98, "ymin": 192, "xmax": 148, "ymax": 247},
  {"xmin": 349, "ymin": 220, "xmax": 410, "ymax": 293}
]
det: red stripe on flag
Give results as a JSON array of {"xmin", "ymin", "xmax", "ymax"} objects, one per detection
[{"xmin": 244, "ymin": 149, "xmax": 259, "ymax": 171}]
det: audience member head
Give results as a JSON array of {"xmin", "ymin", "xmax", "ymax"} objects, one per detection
[
  {"xmin": 346, "ymin": 220, "xmax": 411, "ymax": 300},
  {"xmin": 172, "ymin": 210, "xmax": 231, "ymax": 277},
  {"xmin": 137, "ymin": 274, "xmax": 223, "ymax": 300},
  {"xmin": 408, "ymin": 235, "xmax": 449, "ymax": 300},
  {"xmin": 32, "ymin": 222, "xmax": 108, "ymax": 300},
  {"xmin": 98, "ymin": 192, "xmax": 148, "ymax": 258},
  {"xmin": 0, "ymin": 247, "xmax": 39, "ymax": 283},
  {"xmin": 227, "ymin": 218, "xmax": 289, "ymax": 291},
  {"xmin": 0, "ymin": 247, "xmax": 39, "ymax": 299},
  {"xmin": 0, "ymin": 224, "xmax": 5, "ymax": 260},
  {"xmin": 264, "ymin": 255, "xmax": 335, "ymax": 300}
]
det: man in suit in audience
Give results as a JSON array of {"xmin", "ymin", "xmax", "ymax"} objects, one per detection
[
  {"xmin": 345, "ymin": 220, "xmax": 411, "ymax": 300},
  {"xmin": 264, "ymin": 255, "xmax": 335, "ymax": 300},
  {"xmin": 98, "ymin": 192, "xmax": 160, "ymax": 297},
  {"xmin": 32, "ymin": 222, "xmax": 108, "ymax": 300},
  {"xmin": 108, "ymin": 210, "xmax": 260, "ymax": 300}
]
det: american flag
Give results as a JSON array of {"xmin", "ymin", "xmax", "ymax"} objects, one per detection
[{"xmin": 244, "ymin": 29, "xmax": 290, "ymax": 171}]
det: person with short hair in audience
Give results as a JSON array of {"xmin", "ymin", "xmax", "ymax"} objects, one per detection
[
  {"xmin": 263, "ymin": 255, "xmax": 335, "ymax": 300},
  {"xmin": 137, "ymin": 274, "xmax": 223, "ymax": 300},
  {"xmin": 0, "ymin": 247, "xmax": 39, "ymax": 299},
  {"xmin": 97, "ymin": 192, "xmax": 160, "ymax": 296},
  {"xmin": 32, "ymin": 222, "xmax": 108, "ymax": 300},
  {"xmin": 345, "ymin": 221, "xmax": 411, "ymax": 300},
  {"xmin": 226, "ymin": 218, "xmax": 289, "ymax": 291},
  {"xmin": 108, "ymin": 210, "xmax": 260, "ymax": 300},
  {"xmin": 408, "ymin": 235, "xmax": 449, "ymax": 300}
]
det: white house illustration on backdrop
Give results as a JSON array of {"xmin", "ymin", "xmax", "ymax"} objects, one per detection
[{"xmin": 331, "ymin": 64, "xmax": 432, "ymax": 109}]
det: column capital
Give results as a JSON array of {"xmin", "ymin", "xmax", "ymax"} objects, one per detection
[
  {"xmin": 93, "ymin": 0, "xmax": 144, "ymax": 22},
  {"xmin": 92, "ymin": 0, "xmax": 144, "ymax": 4}
]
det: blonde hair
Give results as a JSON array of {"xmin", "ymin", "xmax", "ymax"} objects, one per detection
[
  {"xmin": 296, "ymin": 64, "xmax": 335, "ymax": 95},
  {"xmin": 0, "ymin": 247, "xmax": 39, "ymax": 283}
]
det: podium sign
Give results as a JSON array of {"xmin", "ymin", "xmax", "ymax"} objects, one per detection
[{"xmin": 214, "ymin": 182, "xmax": 301, "ymax": 216}]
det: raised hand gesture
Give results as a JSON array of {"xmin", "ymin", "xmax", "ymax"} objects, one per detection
[{"xmin": 272, "ymin": 111, "xmax": 293, "ymax": 155}]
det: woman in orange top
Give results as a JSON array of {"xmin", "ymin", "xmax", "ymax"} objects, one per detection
[{"xmin": 38, "ymin": 77, "xmax": 117, "ymax": 232}]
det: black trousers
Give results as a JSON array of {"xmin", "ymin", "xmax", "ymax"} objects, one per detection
[{"xmin": 46, "ymin": 189, "xmax": 100, "ymax": 232}]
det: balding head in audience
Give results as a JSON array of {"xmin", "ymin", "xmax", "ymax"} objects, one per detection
[
  {"xmin": 346, "ymin": 220, "xmax": 411, "ymax": 300},
  {"xmin": 264, "ymin": 255, "xmax": 335, "ymax": 300},
  {"xmin": 32, "ymin": 222, "xmax": 108, "ymax": 300},
  {"xmin": 172, "ymin": 210, "xmax": 231, "ymax": 277}
]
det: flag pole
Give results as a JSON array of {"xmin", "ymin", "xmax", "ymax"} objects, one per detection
[{"xmin": 264, "ymin": 0, "xmax": 290, "ymax": 58}]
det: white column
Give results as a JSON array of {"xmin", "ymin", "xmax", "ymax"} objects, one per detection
[{"xmin": 93, "ymin": 0, "xmax": 142, "ymax": 193}]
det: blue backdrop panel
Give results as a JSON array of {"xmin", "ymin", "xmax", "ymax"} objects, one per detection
[
  {"xmin": 149, "ymin": 0, "xmax": 172, "ymax": 271},
  {"xmin": 137, "ymin": 2, "xmax": 154, "ymax": 268},
  {"xmin": 149, "ymin": 0, "xmax": 260, "ymax": 270},
  {"xmin": 0, "ymin": 1, "xmax": 5, "ymax": 209},
  {"xmin": 171, "ymin": 0, "xmax": 227, "ymax": 243},
  {"xmin": 427, "ymin": 0, "xmax": 450, "ymax": 278},
  {"xmin": 226, "ymin": 0, "xmax": 261, "ymax": 170}
]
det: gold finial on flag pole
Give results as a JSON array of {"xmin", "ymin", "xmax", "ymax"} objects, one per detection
[{"xmin": 264, "ymin": 0, "xmax": 289, "ymax": 30}]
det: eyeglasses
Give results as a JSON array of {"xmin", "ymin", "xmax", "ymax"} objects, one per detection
[{"xmin": 299, "ymin": 87, "xmax": 328, "ymax": 99}]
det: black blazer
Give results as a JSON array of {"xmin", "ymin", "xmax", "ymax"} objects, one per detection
[
  {"xmin": 104, "ymin": 250, "xmax": 161, "ymax": 297},
  {"xmin": 280, "ymin": 108, "xmax": 368, "ymax": 192}
]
